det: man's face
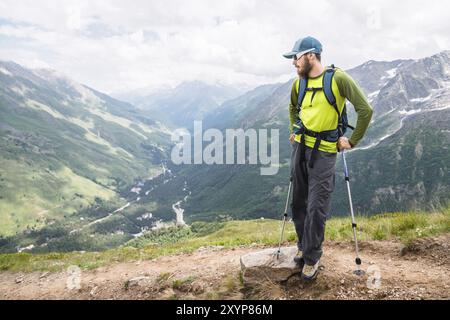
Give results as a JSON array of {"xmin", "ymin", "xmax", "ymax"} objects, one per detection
[{"xmin": 293, "ymin": 53, "xmax": 313, "ymax": 78}]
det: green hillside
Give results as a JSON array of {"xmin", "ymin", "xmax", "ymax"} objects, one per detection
[{"xmin": 0, "ymin": 62, "xmax": 170, "ymax": 235}]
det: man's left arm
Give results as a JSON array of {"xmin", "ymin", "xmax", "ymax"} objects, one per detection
[{"xmin": 335, "ymin": 70, "xmax": 373, "ymax": 147}]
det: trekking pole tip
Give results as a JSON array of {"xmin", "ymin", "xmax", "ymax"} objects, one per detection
[
  {"xmin": 353, "ymin": 258, "xmax": 365, "ymax": 276},
  {"xmin": 275, "ymin": 250, "xmax": 281, "ymax": 260}
]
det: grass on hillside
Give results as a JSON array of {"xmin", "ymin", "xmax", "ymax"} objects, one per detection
[{"xmin": 0, "ymin": 208, "xmax": 448, "ymax": 272}]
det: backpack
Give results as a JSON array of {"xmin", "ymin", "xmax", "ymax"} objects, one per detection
[
  {"xmin": 294, "ymin": 64, "xmax": 354, "ymax": 137},
  {"xmin": 293, "ymin": 65, "xmax": 355, "ymax": 168}
]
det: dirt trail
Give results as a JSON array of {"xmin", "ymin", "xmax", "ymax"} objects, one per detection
[{"xmin": 0, "ymin": 234, "xmax": 449, "ymax": 300}]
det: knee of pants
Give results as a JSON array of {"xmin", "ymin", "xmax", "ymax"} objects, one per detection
[{"xmin": 307, "ymin": 201, "xmax": 329, "ymax": 222}]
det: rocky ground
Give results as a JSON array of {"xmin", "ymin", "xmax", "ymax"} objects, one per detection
[{"xmin": 0, "ymin": 234, "xmax": 449, "ymax": 300}]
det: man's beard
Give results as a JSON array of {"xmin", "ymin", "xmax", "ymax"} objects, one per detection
[{"xmin": 297, "ymin": 59, "xmax": 312, "ymax": 78}]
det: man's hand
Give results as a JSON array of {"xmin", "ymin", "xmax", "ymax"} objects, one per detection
[
  {"xmin": 337, "ymin": 136, "xmax": 352, "ymax": 151},
  {"xmin": 289, "ymin": 134, "xmax": 296, "ymax": 144}
]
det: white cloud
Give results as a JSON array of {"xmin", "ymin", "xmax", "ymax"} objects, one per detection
[{"xmin": 0, "ymin": 0, "xmax": 449, "ymax": 94}]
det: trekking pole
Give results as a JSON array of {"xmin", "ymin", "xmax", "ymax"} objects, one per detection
[
  {"xmin": 276, "ymin": 177, "xmax": 292, "ymax": 259},
  {"xmin": 342, "ymin": 150, "xmax": 365, "ymax": 276}
]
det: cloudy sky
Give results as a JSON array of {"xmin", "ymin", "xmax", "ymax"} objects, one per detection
[{"xmin": 1, "ymin": 0, "xmax": 449, "ymax": 94}]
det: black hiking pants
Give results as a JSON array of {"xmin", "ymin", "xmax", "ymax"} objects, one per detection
[{"xmin": 290, "ymin": 141, "xmax": 337, "ymax": 266}]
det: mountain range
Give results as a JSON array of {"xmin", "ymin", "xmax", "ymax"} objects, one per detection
[{"xmin": 0, "ymin": 51, "xmax": 449, "ymax": 253}]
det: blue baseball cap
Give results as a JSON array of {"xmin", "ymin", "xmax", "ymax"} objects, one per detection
[{"xmin": 283, "ymin": 36, "xmax": 323, "ymax": 59}]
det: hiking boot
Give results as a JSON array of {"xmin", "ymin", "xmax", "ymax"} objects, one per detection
[
  {"xmin": 301, "ymin": 260, "xmax": 320, "ymax": 281},
  {"xmin": 293, "ymin": 250, "xmax": 304, "ymax": 268}
]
